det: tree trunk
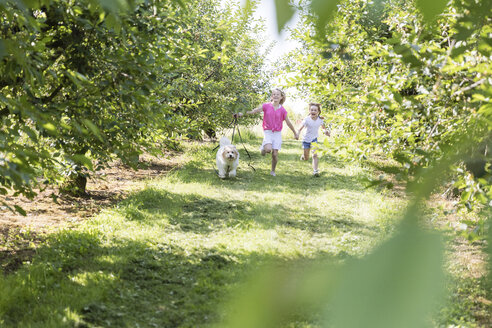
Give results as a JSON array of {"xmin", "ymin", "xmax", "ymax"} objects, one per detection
[{"xmin": 60, "ymin": 173, "xmax": 88, "ymax": 196}]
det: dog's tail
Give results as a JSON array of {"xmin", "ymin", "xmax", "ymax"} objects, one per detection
[{"xmin": 219, "ymin": 136, "xmax": 231, "ymax": 147}]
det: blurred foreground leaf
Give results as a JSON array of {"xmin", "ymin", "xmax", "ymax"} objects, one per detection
[
  {"xmin": 488, "ymin": 212, "xmax": 492, "ymax": 289},
  {"xmin": 273, "ymin": 0, "xmax": 295, "ymax": 33},
  {"xmin": 326, "ymin": 217, "xmax": 445, "ymax": 328},
  {"xmin": 415, "ymin": 0, "xmax": 448, "ymax": 24},
  {"xmin": 310, "ymin": 0, "xmax": 340, "ymax": 33},
  {"xmin": 221, "ymin": 217, "xmax": 445, "ymax": 328}
]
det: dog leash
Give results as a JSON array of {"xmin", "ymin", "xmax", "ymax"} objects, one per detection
[
  {"xmin": 212, "ymin": 116, "xmax": 256, "ymax": 173},
  {"xmin": 232, "ymin": 116, "xmax": 256, "ymax": 172},
  {"xmin": 212, "ymin": 117, "xmax": 236, "ymax": 152}
]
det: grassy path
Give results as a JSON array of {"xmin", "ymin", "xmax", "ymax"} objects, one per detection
[{"xmin": 1, "ymin": 136, "xmax": 484, "ymax": 327}]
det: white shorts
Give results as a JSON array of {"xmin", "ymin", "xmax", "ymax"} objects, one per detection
[{"xmin": 261, "ymin": 130, "xmax": 282, "ymax": 150}]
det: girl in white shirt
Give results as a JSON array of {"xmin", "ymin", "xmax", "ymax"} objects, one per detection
[{"xmin": 297, "ymin": 103, "xmax": 330, "ymax": 176}]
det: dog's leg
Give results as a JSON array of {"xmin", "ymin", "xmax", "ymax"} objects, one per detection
[
  {"xmin": 224, "ymin": 164, "xmax": 230, "ymax": 178},
  {"xmin": 229, "ymin": 164, "xmax": 236, "ymax": 178}
]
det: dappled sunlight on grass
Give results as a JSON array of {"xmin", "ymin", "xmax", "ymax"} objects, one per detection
[
  {"xmin": 0, "ymin": 138, "xmax": 411, "ymax": 327},
  {"xmin": 85, "ymin": 139, "xmax": 408, "ymax": 265}
]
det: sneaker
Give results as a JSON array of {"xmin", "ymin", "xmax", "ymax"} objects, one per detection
[
  {"xmin": 313, "ymin": 170, "xmax": 320, "ymax": 177},
  {"xmin": 300, "ymin": 155, "xmax": 305, "ymax": 161},
  {"xmin": 270, "ymin": 171, "xmax": 276, "ymax": 176}
]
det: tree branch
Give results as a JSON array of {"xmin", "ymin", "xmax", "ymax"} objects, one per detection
[{"xmin": 452, "ymin": 78, "xmax": 486, "ymax": 97}]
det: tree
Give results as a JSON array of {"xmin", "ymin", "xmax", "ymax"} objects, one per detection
[
  {"xmin": 283, "ymin": 0, "xmax": 491, "ymax": 210},
  {"xmin": 0, "ymin": 0, "xmax": 269, "ymax": 206}
]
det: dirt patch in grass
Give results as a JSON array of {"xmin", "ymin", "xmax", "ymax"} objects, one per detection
[{"xmin": 0, "ymin": 152, "xmax": 183, "ymax": 273}]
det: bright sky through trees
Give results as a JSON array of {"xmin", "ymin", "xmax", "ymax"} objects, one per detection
[
  {"xmin": 242, "ymin": 0, "xmax": 305, "ymax": 113},
  {"xmin": 226, "ymin": 0, "xmax": 300, "ymax": 62},
  {"xmin": 224, "ymin": 0, "xmax": 309, "ymax": 114}
]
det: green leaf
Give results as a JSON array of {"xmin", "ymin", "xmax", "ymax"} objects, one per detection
[
  {"xmin": 454, "ymin": 23, "xmax": 475, "ymax": 41},
  {"xmin": 221, "ymin": 216, "xmax": 445, "ymax": 328},
  {"xmin": 488, "ymin": 212, "xmax": 492, "ymax": 289},
  {"xmin": 20, "ymin": 0, "xmax": 44, "ymax": 9},
  {"xmin": 69, "ymin": 154, "xmax": 94, "ymax": 170},
  {"xmin": 326, "ymin": 218, "xmax": 445, "ymax": 328},
  {"xmin": 393, "ymin": 44, "xmax": 422, "ymax": 68},
  {"xmin": 273, "ymin": 0, "xmax": 295, "ymax": 34},
  {"xmin": 0, "ymin": 39, "xmax": 6, "ymax": 60},
  {"xmin": 42, "ymin": 123, "xmax": 58, "ymax": 135},
  {"xmin": 98, "ymin": 0, "xmax": 130, "ymax": 12},
  {"xmin": 461, "ymin": 190, "xmax": 471, "ymax": 201},
  {"xmin": 219, "ymin": 261, "xmax": 340, "ymax": 328},
  {"xmin": 310, "ymin": 0, "xmax": 340, "ymax": 33},
  {"xmin": 82, "ymin": 119, "xmax": 104, "ymax": 142},
  {"xmin": 415, "ymin": 0, "xmax": 448, "ymax": 24},
  {"xmin": 22, "ymin": 126, "xmax": 38, "ymax": 143},
  {"xmin": 450, "ymin": 45, "xmax": 467, "ymax": 58},
  {"xmin": 14, "ymin": 205, "xmax": 27, "ymax": 216},
  {"xmin": 392, "ymin": 91, "xmax": 403, "ymax": 104},
  {"xmin": 173, "ymin": 0, "xmax": 186, "ymax": 9},
  {"xmin": 104, "ymin": 12, "xmax": 121, "ymax": 33}
]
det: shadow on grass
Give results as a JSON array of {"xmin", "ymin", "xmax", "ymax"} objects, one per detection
[
  {"xmin": 116, "ymin": 188, "xmax": 381, "ymax": 238},
  {"xmin": 0, "ymin": 140, "xmax": 387, "ymax": 327},
  {"xmin": 0, "ymin": 229, "xmax": 341, "ymax": 327},
  {"xmin": 361, "ymin": 154, "xmax": 408, "ymax": 181},
  {"xmin": 281, "ymin": 212, "xmax": 381, "ymax": 237}
]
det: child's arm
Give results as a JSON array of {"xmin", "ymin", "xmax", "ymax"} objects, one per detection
[
  {"xmin": 285, "ymin": 115, "xmax": 298, "ymax": 139},
  {"xmin": 237, "ymin": 105, "xmax": 262, "ymax": 117},
  {"xmin": 297, "ymin": 125, "xmax": 305, "ymax": 138},
  {"xmin": 321, "ymin": 122, "xmax": 331, "ymax": 136}
]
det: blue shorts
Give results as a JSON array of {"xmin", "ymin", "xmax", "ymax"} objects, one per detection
[{"xmin": 302, "ymin": 138, "xmax": 318, "ymax": 149}]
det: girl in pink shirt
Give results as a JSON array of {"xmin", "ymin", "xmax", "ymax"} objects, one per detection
[{"xmin": 237, "ymin": 89, "xmax": 298, "ymax": 176}]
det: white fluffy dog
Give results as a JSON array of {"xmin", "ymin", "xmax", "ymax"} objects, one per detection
[{"xmin": 216, "ymin": 136, "xmax": 239, "ymax": 179}]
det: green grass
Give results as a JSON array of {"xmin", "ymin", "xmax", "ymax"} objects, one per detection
[{"xmin": 0, "ymin": 136, "xmax": 488, "ymax": 327}]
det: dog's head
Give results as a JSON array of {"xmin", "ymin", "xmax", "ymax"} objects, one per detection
[{"xmin": 222, "ymin": 145, "xmax": 238, "ymax": 162}]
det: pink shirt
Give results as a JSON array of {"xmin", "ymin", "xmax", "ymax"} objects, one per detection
[{"xmin": 262, "ymin": 103, "xmax": 287, "ymax": 132}]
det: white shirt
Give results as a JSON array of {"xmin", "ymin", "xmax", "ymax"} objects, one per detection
[{"xmin": 302, "ymin": 116, "xmax": 324, "ymax": 142}]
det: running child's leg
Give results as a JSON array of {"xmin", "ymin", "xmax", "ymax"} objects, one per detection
[
  {"xmin": 263, "ymin": 143, "xmax": 273, "ymax": 155},
  {"xmin": 301, "ymin": 140, "xmax": 311, "ymax": 160},
  {"xmin": 313, "ymin": 151, "xmax": 319, "ymax": 172},
  {"xmin": 261, "ymin": 131, "xmax": 274, "ymax": 156},
  {"xmin": 303, "ymin": 148, "xmax": 310, "ymax": 161},
  {"xmin": 271, "ymin": 149, "xmax": 279, "ymax": 173}
]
